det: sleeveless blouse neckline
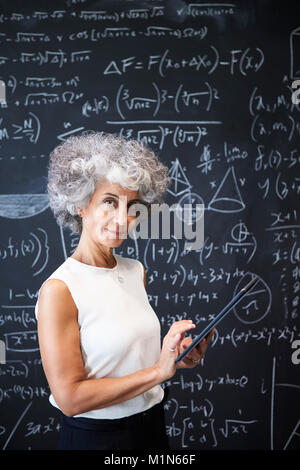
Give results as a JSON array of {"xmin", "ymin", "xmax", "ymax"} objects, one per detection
[{"xmin": 67, "ymin": 254, "xmax": 119, "ymax": 272}]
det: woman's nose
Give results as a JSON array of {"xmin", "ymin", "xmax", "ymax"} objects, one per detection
[{"xmin": 114, "ymin": 202, "xmax": 128, "ymax": 229}]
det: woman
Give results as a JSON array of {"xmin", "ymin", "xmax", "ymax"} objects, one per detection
[{"xmin": 35, "ymin": 131, "xmax": 214, "ymax": 451}]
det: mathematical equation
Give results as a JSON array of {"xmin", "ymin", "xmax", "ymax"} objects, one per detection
[
  {"xmin": 0, "ymin": 4, "xmax": 236, "ymax": 25},
  {"xmin": 0, "ymin": 26, "xmax": 208, "ymax": 42},
  {"xmin": 163, "ymin": 395, "xmax": 258, "ymax": 448}
]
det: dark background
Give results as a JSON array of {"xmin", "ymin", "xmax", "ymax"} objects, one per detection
[{"xmin": 0, "ymin": 0, "xmax": 299, "ymax": 450}]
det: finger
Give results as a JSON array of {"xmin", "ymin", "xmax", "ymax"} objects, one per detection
[
  {"xmin": 169, "ymin": 329, "xmax": 194, "ymax": 352},
  {"xmin": 186, "ymin": 349, "xmax": 202, "ymax": 365},
  {"xmin": 171, "ymin": 333, "xmax": 195, "ymax": 362},
  {"xmin": 187, "ymin": 353, "xmax": 201, "ymax": 362},
  {"xmin": 195, "ymin": 338, "xmax": 207, "ymax": 356},
  {"xmin": 177, "ymin": 350, "xmax": 197, "ymax": 368},
  {"xmin": 169, "ymin": 320, "xmax": 195, "ymax": 333},
  {"xmin": 170, "ymin": 322, "xmax": 196, "ymax": 338},
  {"xmin": 187, "ymin": 344, "xmax": 204, "ymax": 366},
  {"xmin": 180, "ymin": 341, "xmax": 192, "ymax": 359},
  {"xmin": 182, "ymin": 340, "xmax": 198, "ymax": 361},
  {"xmin": 195, "ymin": 340, "xmax": 206, "ymax": 354},
  {"xmin": 180, "ymin": 341, "xmax": 202, "ymax": 363},
  {"xmin": 179, "ymin": 337, "xmax": 192, "ymax": 352},
  {"xmin": 169, "ymin": 333, "xmax": 181, "ymax": 351},
  {"xmin": 205, "ymin": 328, "xmax": 215, "ymax": 342}
]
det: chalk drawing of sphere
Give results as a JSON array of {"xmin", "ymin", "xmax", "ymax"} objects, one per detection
[
  {"xmin": 176, "ymin": 192, "xmax": 205, "ymax": 225},
  {"xmin": 233, "ymin": 273, "xmax": 271, "ymax": 325}
]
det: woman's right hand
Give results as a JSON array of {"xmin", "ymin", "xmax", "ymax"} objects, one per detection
[{"xmin": 155, "ymin": 320, "xmax": 196, "ymax": 382}]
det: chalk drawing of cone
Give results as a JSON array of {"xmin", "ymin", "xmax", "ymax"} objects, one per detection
[{"xmin": 208, "ymin": 166, "xmax": 245, "ymax": 213}]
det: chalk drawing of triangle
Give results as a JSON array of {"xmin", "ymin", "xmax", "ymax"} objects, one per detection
[
  {"xmin": 167, "ymin": 158, "xmax": 192, "ymax": 197},
  {"xmin": 0, "ymin": 194, "xmax": 49, "ymax": 219},
  {"xmin": 208, "ymin": 166, "xmax": 245, "ymax": 213}
]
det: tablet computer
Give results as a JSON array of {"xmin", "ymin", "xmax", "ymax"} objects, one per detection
[{"xmin": 175, "ymin": 275, "xmax": 260, "ymax": 363}]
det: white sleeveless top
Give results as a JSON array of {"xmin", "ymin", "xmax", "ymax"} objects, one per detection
[{"xmin": 35, "ymin": 254, "xmax": 164, "ymax": 419}]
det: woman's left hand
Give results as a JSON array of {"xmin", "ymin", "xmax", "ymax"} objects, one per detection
[{"xmin": 175, "ymin": 328, "xmax": 215, "ymax": 369}]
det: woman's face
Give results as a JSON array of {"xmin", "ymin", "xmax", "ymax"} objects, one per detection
[{"xmin": 79, "ymin": 179, "xmax": 143, "ymax": 247}]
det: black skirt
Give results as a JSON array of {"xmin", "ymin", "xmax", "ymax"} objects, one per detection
[{"xmin": 57, "ymin": 399, "xmax": 170, "ymax": 451}]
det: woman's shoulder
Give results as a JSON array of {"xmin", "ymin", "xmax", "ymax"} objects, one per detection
[
  {"xmin": 115, "ymin": 254, "xmax": 144, "ymax": 282},
  {"xmin": 35, "ymin": 259, "xmax": 76, "ymax": 319},
  {"xmin": 35, "ymin": 277, "xmax": 77, "ymax": 320},
  {"xmin": 115, "ymin": 254, "xmax": 143, "ymax": 269},
  {"xmin": 38, "ymin": 278, "xmax": 71, "ymax": 307},
  {"xmin": 41, "ymin": 258, "xmax": 74, "ymax": 286}
]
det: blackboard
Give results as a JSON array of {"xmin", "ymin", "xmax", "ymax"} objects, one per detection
[{"xmin": 0, "ymin": 0, "xmax": 299, "ymax": 451}]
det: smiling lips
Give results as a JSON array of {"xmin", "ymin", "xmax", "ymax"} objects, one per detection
[{"xmin": 106, "ymin": 229, "xmax": 126, "ymax": 238}]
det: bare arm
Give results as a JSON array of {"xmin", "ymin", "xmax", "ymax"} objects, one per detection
[{"xmin": 37, "ymin": 277, "xmax": 194, "ymax": 417}]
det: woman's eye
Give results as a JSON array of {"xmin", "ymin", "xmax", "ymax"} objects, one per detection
[
  {"xmin": 102, "ymin": 199, "xmax": 146, "ymax": 213},
  {"xmin": 103, "ymin": 199, "xmax": 117, "ymax": 207}
]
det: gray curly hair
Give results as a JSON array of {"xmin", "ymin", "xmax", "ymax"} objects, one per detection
[{"xmin": 47, "ymin": 130, "xmax": 171, "ymax": 233}]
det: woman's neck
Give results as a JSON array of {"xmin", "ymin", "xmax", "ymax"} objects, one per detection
[{"xmin": 71, "ymin": 244, "xmax": 116, "ymax": 269}]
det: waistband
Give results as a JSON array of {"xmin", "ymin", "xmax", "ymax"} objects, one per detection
[{"xmin": 61, "ymin": 400, "xmax": 165, "ymax": 432}]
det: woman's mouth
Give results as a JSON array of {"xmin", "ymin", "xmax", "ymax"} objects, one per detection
[{"xmin": 105, "ymin": 229, "xmax": 126, "ymax": 238}]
